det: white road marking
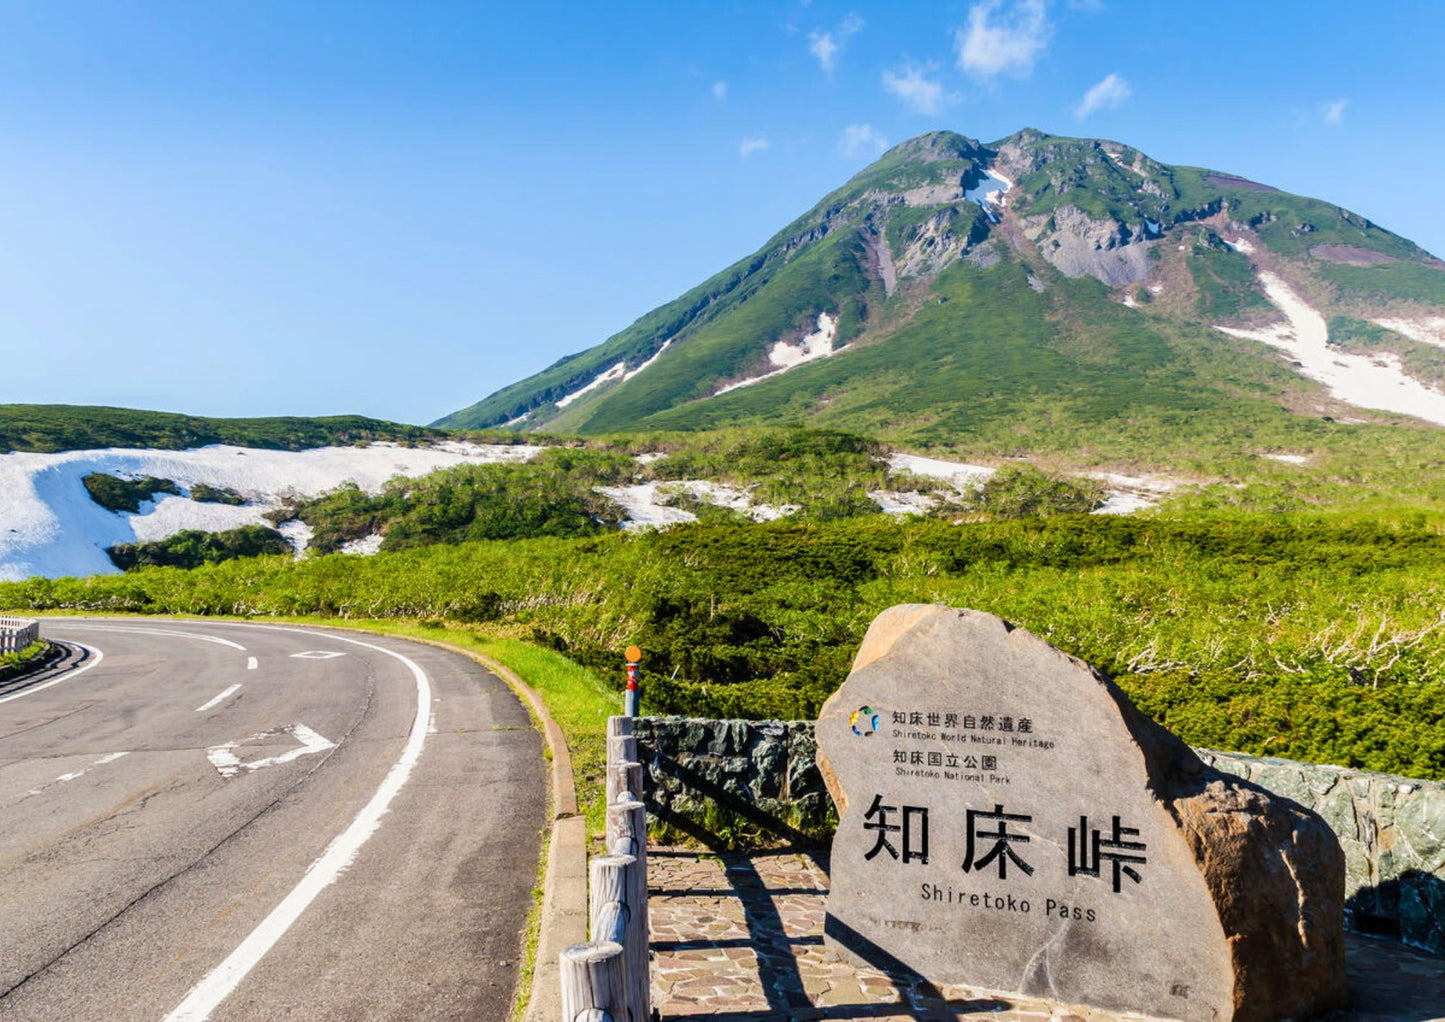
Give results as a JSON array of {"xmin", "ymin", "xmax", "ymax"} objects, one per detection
[
  {"xmin": 289, "ymin": 650, "xmax": 346, "ymax": 660},
  {"xmin": 205, "ymin": 723, "xmax": 336, "ymax": 778},
  {"xmin": 0, "ymin": 642, "xmax": 105, "ymax": 706},
  {"xmin": 52, "ymin": 625, "xmax": 247, "ymax": 651},
  {"xmin": 165, "ymin": 631, "xmax": 432, "ymax": 1022},
  {"xmin": 246, "ymin": 657, "xmax": 258, "ymax": 671},
  {"xmin": 23, "ymin": 751, "xmax": 130, "ymax": 796},
  {"xmin": 195, "ymin": 684, "xmax": 243, "ymax": 713}
]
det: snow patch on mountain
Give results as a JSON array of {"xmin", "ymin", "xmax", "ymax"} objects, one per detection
[
  {"xmin": 963, "ymin": 170, "xmax": 1013, "ymax": 213},
  {"xmin": 886, "ymin": 453, "xmax": 995, "ymax": 489},
  {"xmin": 882, "ymin": 454, "xmax": 1176, "ymax": 515},
  {"xmin": 556, "ymin": 361, "xmax": 626, "ymax": 408},
  {"xmin": 1370, "ymin": 316, "xmax": 1445, "ymax": 349},
  {"xmin": 1214, "ymin": 273, "xmax": 1445, "ymax": 426},
  {"xmin": 340, "ymin": 533, "xmax": 385, "ymax": 555},
  {"xmin": 714, "ymin": 313, "xmax": 841, "ymax": 395},
  {"xmin": 869, "ymin": 490, "xmax": 939, "ymax": 515},
  {"xmin": 0, "ymin": 441, "xmax": 542, "ymax": 581},
  {"xmin": 594, "ymin": 480, "xmax": 796, "ymax": 530},
  {"xmin": 1092, "ymin": 492, "xmax": 1157, "ymax": 514},
  {"xmin": 1084, "ymin": 472, "xmax": 1177, "ymax": 515},
  {"xmin": 624, "ymin": 340, "xmax": 673, "ymax": 381}
]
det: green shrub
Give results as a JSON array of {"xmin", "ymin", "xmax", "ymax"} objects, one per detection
[
  {"xmin": 106, "ymin": 526, "xmax": 292, "ymax": 570},
  {"xmin": 190, "ymin": 483, "xmax": 245, "ymax": 505},
  {"xmin": 974, "ymin": 466, "xmax": 1107, "ymax": 517},
  {"xmin": 83, "ymin": 473, "xmax": 181, "ymax": 513}
]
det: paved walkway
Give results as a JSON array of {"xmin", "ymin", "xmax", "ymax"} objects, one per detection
[{"xmin": 648, "ymin": 849, "xmax": 1445, "ymax": 1022}]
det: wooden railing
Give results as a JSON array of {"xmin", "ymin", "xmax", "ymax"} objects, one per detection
[
  {"xmin": 559, "ymin": 715, "xmax": 651, "ymax": 1022},
  {"xmin": 0, "ymin": 617, "xmax": 39, "ymax": 655}
]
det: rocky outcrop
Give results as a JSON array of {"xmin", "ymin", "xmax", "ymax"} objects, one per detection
[{"xmin": 1021, "ymin": 205, "xmax": 1154, "ymax": 286}]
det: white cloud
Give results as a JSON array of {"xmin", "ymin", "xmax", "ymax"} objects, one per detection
[
  {"xmin": 839, "ymin": 123, "xmax": 889, "ymax": 159},
  {"xmin": 955, "ymin": 0, "xmax": 1051, "ymax": 79},
  {"xmin": 1324, "ymin": 98, "xmax": 1347, "ymax": 125},
  {"xmin": 1074, "ymin": 72, "xmax": 1131, "ymax": 118},
  {"xmin": 712, "ymin": 80, "xmax": 727, "ymax": 101},
  {"xmin": 808, "ymin": 12, "xmax": 863, "ymax": 74},
  {"xmin": 739, "ymin": 137, "xmax": 770, "ymax": 158},
  {"xmin": 882, "ymin": 63, "xmax": 948, "ymax": 115},
  {"xmin": 809, "ymin": 32, "xmax": 840, "ymax": 73}
]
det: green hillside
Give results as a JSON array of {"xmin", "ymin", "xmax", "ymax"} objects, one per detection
[{"xmin": 0, "ymin": 404, "xmax": 450, "ymax": 453}]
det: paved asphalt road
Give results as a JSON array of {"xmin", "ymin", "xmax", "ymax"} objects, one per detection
[{"xmin": 0, "ymin": 618, "xmax": 546, "ymax": 1021}]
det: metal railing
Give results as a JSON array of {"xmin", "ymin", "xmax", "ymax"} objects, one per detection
[
  {"xmin": 559, "ymin": 715, "xmax": 650, "ymax": 1022},
  {"xmin": 0, "ymin": 617, "xmax": 39, "ymax": 655}
]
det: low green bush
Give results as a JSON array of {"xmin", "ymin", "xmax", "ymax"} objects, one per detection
[
  {"xmin": 190, "ymin": 483, "xmax": 245, "ymax": 505},
  {"xmin": 106, "ymin": 526, "xmax": 292, "ymax": 571},
  {"xmin": 8, "ymin": 510, "xmax": 1445, "ymax": 779},
  {"xmin": 82, "ymin": 473, "xmax": 181, "ymax": 513}
]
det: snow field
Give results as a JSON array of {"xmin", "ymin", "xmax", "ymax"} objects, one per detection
[
  {"xmin": 1214, "ymin": 273, "xmax": 1445, "ymax": 426},
  {"xmin": 0, "ymin": 441, "xmax": 543, "ymax": 581},
  {"xmin": 3, "ymin": 436, "xmax": 1188, "ymax": 578},
  {"xmin": 1371, "ymin": 317, "xmax": 1445, "ymax": 350}
]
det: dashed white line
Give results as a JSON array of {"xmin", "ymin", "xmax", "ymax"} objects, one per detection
[
  {"xmin": 23, "ymin": 751, "xmax": 130, "ymax": 796},
  {"xmin": 195, "ymin": 684, "xmax": 243, "ymax": 713},
  {"xmin": 0, "ymin": 642, "xmax": 105, "ymax": 705},
  {"xmin": 246, "ymin": 657, "xmax": 258, "ymax": 671},
  {"xmin": 164, "ymin": 631, "xmax": 433, "ymax": 1022}
]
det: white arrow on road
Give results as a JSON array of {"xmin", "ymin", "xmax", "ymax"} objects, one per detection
[{"xmin": 207, "ymin": 724, "xmax": 337, "ymax": 778}]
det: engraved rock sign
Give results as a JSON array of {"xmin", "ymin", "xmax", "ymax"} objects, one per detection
[{"xmin": 817, "ymin": 606, "xmax": 1348, "ymax": 1022}]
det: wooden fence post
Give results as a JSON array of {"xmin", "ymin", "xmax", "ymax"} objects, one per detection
[
  {"xmin": 559, "ymin": 942, "xmax": 625, "ymax": 1022},
  {"xmin": 589, "ymin": 854, "xmax": 633, "ymax": 943},
  {"xmin": 607, "ymin": 715, "xmax": 633, "ymax": 740},
  {"xmin": 608, "ymin": 734, "xmax": 637, "ymax": 767},
  {"xmin": 607, "ymin": 760, "xmax": 643, "ymax": 806},
  {"xmin": 606, "ymin": 798, "xmax": 650, "ymax": 1022}
]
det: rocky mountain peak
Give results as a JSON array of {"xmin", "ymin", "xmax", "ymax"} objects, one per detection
[{"xmin": 881, "ymin": 130, "xmax": 984, "ymax": 165}]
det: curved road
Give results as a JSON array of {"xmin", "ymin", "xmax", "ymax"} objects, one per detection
[{"xmin": 0, "ymin": 618, "xmax": 546, "ymax": 1021}]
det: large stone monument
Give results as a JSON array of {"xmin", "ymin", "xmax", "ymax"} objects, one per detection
[{"xmin": 817, "ymin": 606, "xmax": 1348, "ymax": 1022}]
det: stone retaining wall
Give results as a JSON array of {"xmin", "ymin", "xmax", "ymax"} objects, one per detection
[{"xmin": 635, "ymin": 716, "xmax": 1445, "ymax": 955}]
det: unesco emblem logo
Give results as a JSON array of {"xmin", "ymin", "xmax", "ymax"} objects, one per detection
[{"xmin": 850, "ymin": 705, "xmax": 880, "ymax": 737}]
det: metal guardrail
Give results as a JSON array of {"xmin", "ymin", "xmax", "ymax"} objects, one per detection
[
  {"xmin": 559, "ymin": 716, "xmax": 651, "ymax": 1022},
  {"xmin": 0, "ymin": 617, "xmax": 39, "ymax": 655}
]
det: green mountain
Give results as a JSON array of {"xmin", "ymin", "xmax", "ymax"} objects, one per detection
[{"xmin": 436, "ymin": 128, "xmax": 1445, "ymax": 467}]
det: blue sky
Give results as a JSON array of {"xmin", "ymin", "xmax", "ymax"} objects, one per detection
[{"xmin": 1, "ymin": 0, "xmax": 1441, "ymax": 425}]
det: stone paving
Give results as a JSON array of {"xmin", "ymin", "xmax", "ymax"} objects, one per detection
[{"xmin": 648, "ymin": 848, "xmax": 1445, "ymax": 1022}]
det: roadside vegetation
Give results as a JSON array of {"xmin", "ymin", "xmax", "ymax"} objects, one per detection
[
  {"xmin": 8, "ymin": 508, "xmax": 1445, "ymax": 780},
  {"xmin": 0, "ymin": 640, "xmax": 48, "ymax": 674}
]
